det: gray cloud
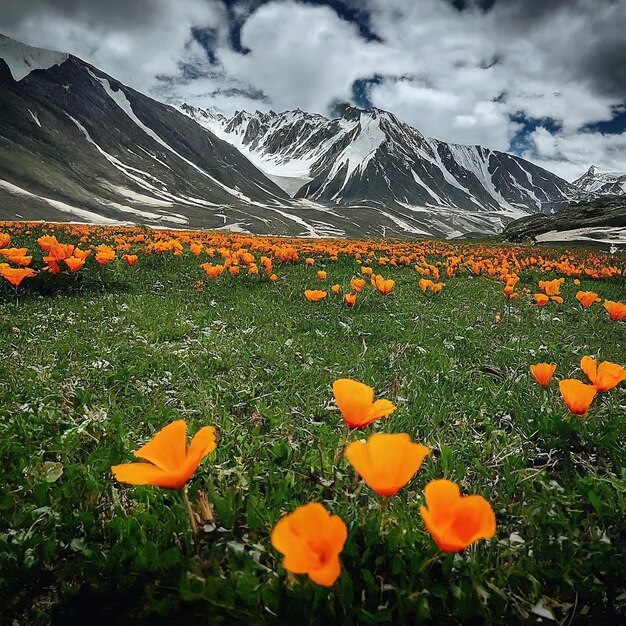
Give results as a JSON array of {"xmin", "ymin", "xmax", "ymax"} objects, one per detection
[{"xmin": 0, "ymin": 0, "xmax": 624, "ymax": 179}]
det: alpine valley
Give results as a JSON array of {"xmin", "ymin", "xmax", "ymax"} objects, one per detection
[{"xmin": 0, "ymin": 34, "xmax": 621, "ymax": 238}]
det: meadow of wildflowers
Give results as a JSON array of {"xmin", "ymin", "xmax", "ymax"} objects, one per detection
[{"xmin": 0, "ymin": 221, "xmax": 624, "ymax": 624}]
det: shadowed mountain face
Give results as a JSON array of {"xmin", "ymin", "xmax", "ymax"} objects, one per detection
[{"xmin": 0, "ymin": 34, "xmax": 613, "ymax": 239}]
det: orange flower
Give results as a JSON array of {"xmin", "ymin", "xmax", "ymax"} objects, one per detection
[
  {"xmin": 123, "ymin": 254, "xmax": 138, "ymax": 266},
  {"xmin": 431, "ymin": 282, "xmax": 444, "ymax": 293},
  {"xmin": 229, "ymin": 265, "xmax": 240, "ymax": 276},
  {"xmin": 73, "ymin": 248, "xmax": 92, "ymax": 260},
  {"xmin": 419, "ymin": 278, "xmax": 434, "ymax": 292},
  {"xmin": 304, "ymin": 289, "xmax": 327, "ymax": 302},
  {"xmin": 558, "ymin": 380, "xmax": 597, "ymax": 415},
  {"xmin": 64, "ymin": 256, "xmax": 85, "ymax": 273},
  {"xmin": 305, "ymin": 257, "xmax": 315, "ymax": 265},
  {"xmin": 201, "ymin": 263, "xmax": 224, "ymax": 278},
  {"xmin": 420, "ymin": 479, "xmax": 496, "ymax": 552},
  {"xmin": 373, "ymin": 274, "xmax": 394, "ymax": 295},
  {"xmin": 533, "ymin": 293, "xmax": 549, "ymax": 306},
  {"xmin": 111, "ymin": 420, "xmax": 216, "ymax": 489},
  {"xmin": 580, "ymin": 356, "xmax": 625, "ymax": 392},
  {"xmin": 345, "ymin": 433, "xmax": 429, "ymax": 497},
  {"xmin": 36, "ymin": 234, "xmax": 58, "ymax": 251},
  {"xmin": 604, "ymin": 300, "xmax": 626, "ymax": 321},
  {"xmin": 530, "ymin": 363, "xmax": 557, "ymax": 389},
  {"xmin": 317, "ymin": 270, "xmax": 327, "ymax": 280},
  {"xmin": 95, "ymin": 244, "xmax": 116, "ymax": 265},
  {"xmin": 350, "ymin": 278, "xmax": 365, "ymax": 293},
  {"xmin": 344, "ymin": 293, "xmax": 357, "ymax": 308},
  {"xmin": 576, "ymin": 291, "xmax": 601, "ymax": 308},
  {"xmin": 190, "ymin": 242, "xmax": 203, "ymax": 256},
  {"xmin": 0, "ymin": 266, "xmax": 37, "ymax": 287},
  {"xmin": 0, "ymin": 233, "xmax": 11, "ymax": 248},
  {"xmin": 271, "ymin": 503, "xmax": 347, "ymax": 587},
  {"xmin": 332, "ymin": 379, "xmax": 395, "ymax": 428},
  {"xmin": 269, "ymin": 273, "xmax": 278, "ymax": 283},
  {"xmin": 361, "ymin": 267, "xmax": 373, "ymax": 276},
  {"xmin": 538, "ymin": 278, "xmax": 564, "ymax": 296},
  {"xmin": 331, "ymin": 283, "xmax": 341, "ymax": 294}
]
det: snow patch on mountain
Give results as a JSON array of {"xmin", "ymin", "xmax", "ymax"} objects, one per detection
[{"xmin": 0, "ymin": 34, "xmax": 68, "ymax": 81}]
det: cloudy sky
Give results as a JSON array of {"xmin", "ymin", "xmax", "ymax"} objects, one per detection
[{"xmin": 2, "ymin": 0, "xmax": 625, "ymax": 181}]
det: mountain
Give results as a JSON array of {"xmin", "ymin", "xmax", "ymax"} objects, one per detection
[
  {"xmin": 179, "ymin": 103, "xmax": 581, "ymax": 235},
  {"xmin": 502, "ymin": 195, "xmax": 626, "ymax": 246},
  {"xmin": 0, "ymin": 34, "xmax": 333, "ymax": 235},
  {"xmin": 0, "ymin": 33, "xmax": 605, "ymax": 239},
  {"xmin": 572, "ymin": 166, "xmax": 626, "ymax": 196}
]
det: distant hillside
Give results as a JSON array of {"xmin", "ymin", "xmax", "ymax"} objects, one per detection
[{"xmin": 502, "ymin": 196, "xmax": 626, "ymax": 245}]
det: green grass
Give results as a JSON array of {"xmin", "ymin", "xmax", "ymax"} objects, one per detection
[{"xmin": 0, "ymin": 233, "xmax": 625, "ymax": 625}]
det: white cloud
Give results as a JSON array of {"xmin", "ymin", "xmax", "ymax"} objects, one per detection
[
  {"xmin": 522, "ymin": 128, "xmax": 626, "ymax": 181},
  {"xmin": 1, "ymin": 0, "xmax": 225, "ymax": 94},
  {"xmin": 1, "ymin": 0, "xmax": 624, "ymax": 179}
]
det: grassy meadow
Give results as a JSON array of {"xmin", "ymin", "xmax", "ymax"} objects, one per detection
[{"xmin": 0, "ymin": 222, "xmax": 625, "ymax": 625}]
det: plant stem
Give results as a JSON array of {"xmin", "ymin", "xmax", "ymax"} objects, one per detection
[
  {"xmin": 379, "ymin": 497, "xmax": 389, "ymax": 533},
  {"xmin": 182, "ymin": 485, "xmax": 199, "ymax": 539},
  {"xmin": 334, "ymin": 423, "xmax": 350, "ymax": 466}
]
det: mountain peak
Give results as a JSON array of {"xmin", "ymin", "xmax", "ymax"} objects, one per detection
[{"xmin": 0, "ymin": 33, "xmax": 69, "ymax": 81}]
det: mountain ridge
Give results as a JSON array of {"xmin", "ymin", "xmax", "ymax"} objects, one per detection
[{"xmin": 0, "ymin": 33, "xmax": 620, "ymax": 239}]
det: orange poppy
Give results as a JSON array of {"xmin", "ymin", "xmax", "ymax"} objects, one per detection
[
  {"xmin": 64, "ymin": 256, "xmax": 85, "ymax": 273},
  {"xmin": 344, "ymin": 293, "xmax": 357, "ymax": 308},
  {"xmin": 331, "ymin": 283, "xmax": 341, "ymax": 294},
  {"xmin": 190, "ymin": 242, "xmax": 203, "ymax": 256},
  {"xmin": 271, "ymin": 503, "xmax": 347, "ymax": 587},
  {"xmin": 332, "ymin": 379, "xmax": 395, "ymax": 428},
  {"xmin": 558, "ymin": 379, "xmax": 597, "ymax": 415},
  {"xmin": 604, "ymin": 300, "xmax": 626, "ymax": 321},
  {"xmin": 419, "ymin": 278, "xmax": 434, "ymax": 292},
  {"xmin": 345, "ymin": 433, "xmax": 429, "ymax": 497},
  {"xmin": 575, "ymin": 291, "xmax": 601, "ymax": 308},
  {"xmin": 317, "ymin": 270, "xmax": 327, "ymax": 280},
  {"xmin": 111, "ymin": 420, "xmax": 216, "ymax": 489},
  {"xmin": 361, "ymin": 267, "xmax": 373, "ymax": 276},
  {"xmin": 229, "ymin": 266, "xmax": 240, "ymax": 276},
  {"xmin": 305, "ymin": 257, "xmax": 315, "ymax": 266},
  {"xmin": 269, "ymin": 273, "xmax": 278, "ymax": 283},
  {"xmin": 95, "ymin": 244, "xmax": 116, "ymax": 265},
  {"xmin": 350, "ymin": 278, "xmax": 366, "ymax": 293},
  {"xmin": 0, "ymin": 266, "xmax": 37, "ymax": 287},
  {"xmin": 201, "ymin": 263, "xmax": 224, "ymax": 278},
  {"xmin": 420, "ymin": 479, "xmax": 496, "ymax": 552},
  {"xmin": 73, "ymin": 248, "xmax": 92, "ymax": 260},
  {"xmin": 580, "ymin": 356, "xmax": 625, "ymax": 392},
  {"xmin": 123, "ymin": 254, "xmax": 138, "ymax": 266},
  {"xmin": 533, "ymin": 293, "xmax": 549, "ymax": 306},
  {"xmin": 530, "ymin": 363, "xmax": 557, "ymax": 389},
  {"xmin": 538, "ymin": 278, "xmax": 564, "ymax": 296},
  {"xmin": 373, "ymin": 274, "xmax": 394, "ymax": 295},
  {"xmin": 304, "ymin": 289, "xmax": 327, "ymax": 302},
  {"xmin": 0, "ymin": 233, "xmax": 11, "ymax": 248}
]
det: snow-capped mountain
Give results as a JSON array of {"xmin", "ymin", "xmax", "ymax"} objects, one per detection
[
  {"xmin": 0, "ymin": 33, "xmax": 610, "ymax": 239},
  {"xmin": 572, "ymin": 166, "xmax": 626, "ymax": 196},
  {"xmin": 179, "ymin": 103, "xmax": 578, "ymax": 222}
]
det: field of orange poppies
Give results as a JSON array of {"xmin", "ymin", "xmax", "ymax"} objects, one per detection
[{"xmin": 1, "ymin": 221, "xmax": 625, "ymax": 625}]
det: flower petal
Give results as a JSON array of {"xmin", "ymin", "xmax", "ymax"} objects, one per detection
[{"xmin": 133, "ymin": 420, "xmax": 187, "ymax": 470}]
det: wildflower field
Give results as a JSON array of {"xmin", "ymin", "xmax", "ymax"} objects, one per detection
[{"xmin": 0, "ymin": 221, "xmax": 625, "ymax": 625}]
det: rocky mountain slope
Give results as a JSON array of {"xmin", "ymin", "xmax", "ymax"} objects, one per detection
[
  {"xmin": 502, "ymin": 195, "xmax": 626, "ymax": 246},
  {"xmin": 572, "ymin": 166, "xmax": 626, "ymax": 196}
]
